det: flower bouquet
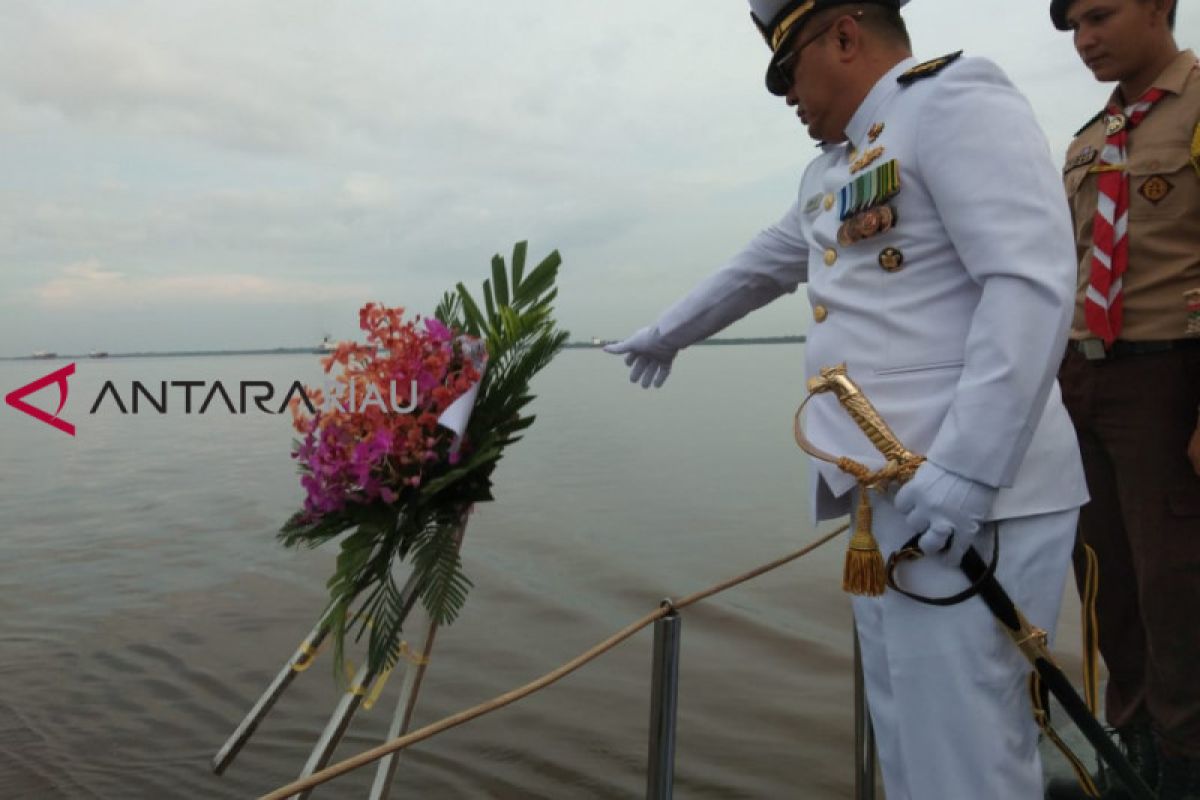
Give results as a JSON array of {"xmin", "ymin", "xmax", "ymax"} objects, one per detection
[{"xmin": 279, "ymin": 241, "xmax": 568, "ymax": 679}]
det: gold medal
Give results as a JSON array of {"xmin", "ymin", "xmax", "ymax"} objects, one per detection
[
  {"xmin": 878, "ymin": 205, "xmax": 897, "ymax": 233},
  {"xmin": 837, "ymin": 221, "xmax": 855, "ymax": 246},
  {"xmin": 857, "ymin": 208, "xmax": 882, "ymax": 239}
]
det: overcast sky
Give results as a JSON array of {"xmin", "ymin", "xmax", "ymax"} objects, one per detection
[{"xmin": 1, "ymin": 1, "xmax": 1196, "ymax": 356}]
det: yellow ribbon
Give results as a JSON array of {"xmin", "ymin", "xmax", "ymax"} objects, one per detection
[
  {"xmin": 342, "ymin": 641, "xmax": 433, "ymax": 710},
  {"xmin": 291, "ymin": 639, "xmax": 326, "ymax": 673}
]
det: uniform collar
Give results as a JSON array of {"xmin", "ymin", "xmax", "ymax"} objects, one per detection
[
  {"xmin": 843, "ymin": 55, "xmax": 918, "ymax": 147},
  {"xmin": 1109, "ymin": 47, "xmax": 1198, "ymax": 105}
]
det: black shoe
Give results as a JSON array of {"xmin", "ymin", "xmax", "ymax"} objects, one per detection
[
  {"xmin": 1045, "ymin": 724, "xmax": 1158, "ymax": 800},
  {"xmin": 1157, "ymin": 755, "xmax": 1200, "ymax": 800}
]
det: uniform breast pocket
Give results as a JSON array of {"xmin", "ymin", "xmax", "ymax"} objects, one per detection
[{"xmin": 1127, "ymin": 145, "xmax": 1195, "ymax": 220}]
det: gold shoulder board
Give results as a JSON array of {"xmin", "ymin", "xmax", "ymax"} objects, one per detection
[{"xmin": 897, "ymin": 51, "xmax": 964, "ymax": 85}]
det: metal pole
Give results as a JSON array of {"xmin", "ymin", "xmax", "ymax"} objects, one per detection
[
  {"xmin": 853, "ymin": 624, "xmax": 877, "ymax": 800},
  {"xmin": 367, "ymin": 609, "xmax": 440, "ymax": 800},
  {"xmin": 211, "ymin": 608, "xmax": 334, "ymax": 775},
  {"xmin": 646, "ymin": 602, "xmax": 681, "ymax": 800}
]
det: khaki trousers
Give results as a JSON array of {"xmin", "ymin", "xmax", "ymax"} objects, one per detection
[{"xmin": 1058, "ymin": 345, "xmax": 1200, "ymax": 757}]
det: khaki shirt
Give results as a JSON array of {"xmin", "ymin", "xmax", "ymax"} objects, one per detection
[{"xmin": 1063, "ymin": 49, "xmax": 1200, "ymax": 342}]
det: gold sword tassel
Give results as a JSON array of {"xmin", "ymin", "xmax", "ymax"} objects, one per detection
[{"xmin": 795, "ymin": 364, "xmax": 925, "ymax": 596}]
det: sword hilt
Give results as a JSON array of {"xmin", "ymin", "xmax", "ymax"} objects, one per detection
[{"xmin": 806, "ymin": 364, "xmax": 921, "ymax": 472}]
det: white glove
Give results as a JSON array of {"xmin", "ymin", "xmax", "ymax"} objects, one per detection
[
  {"xmin": 894, "ymin": 460, "xmax": 998, "ymax": 563},
  {"xmin": 605, "ymin": 238, "xmax": 800, "ymax": 389},
  {"xmin": 604, "ymin": 327, "xmax": 676, "ymax": 388}
]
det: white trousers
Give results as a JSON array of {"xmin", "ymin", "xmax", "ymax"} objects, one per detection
[{"xmin": 851, "ymin": 491, "xmax": 1078, "ymax": 800}]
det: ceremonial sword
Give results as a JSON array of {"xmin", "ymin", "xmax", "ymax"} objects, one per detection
[{"xmin": 796, "ymin": 364, "xmax": 1155, "ymax": 800}]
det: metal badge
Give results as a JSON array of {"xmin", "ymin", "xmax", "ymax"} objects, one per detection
[
  {"xmin": 1105, "ymin": 114, "xmax": 1126, "ymax": 136},
  {"xmin": 804, "ymin": 193, "xmax": 823, "ymax": 214},
  {"xmin": 1063, "ymin": 146, "xmax": 1097, "ymax": 173},
  {"xmin": 878, "ymin": 247, "xmax": 904, "ymax": 272},
  {"xmin": 850, "ymin": 146, "xmax": 885, "ymax": 175},
  {"xmin": 868, "ymin": 122, "xmax": 885, "ymax": 142}
]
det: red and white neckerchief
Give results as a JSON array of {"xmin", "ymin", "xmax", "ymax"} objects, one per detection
[{"xmin": 1086, "ymin": 87, "xmax": 1167, "ymax": 346}]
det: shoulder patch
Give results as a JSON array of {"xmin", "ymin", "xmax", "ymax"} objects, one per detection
[
  {"xmin": 1075, "ymin": 109, "xmax": 1105, "ymax": 138},
  {"xmin": 1063, "ymin": 145, "xmax": 1097, "ymax": 174},
  {"xmin": 897, "ymin": 51, "xmax": 964, "ymax": 85}
]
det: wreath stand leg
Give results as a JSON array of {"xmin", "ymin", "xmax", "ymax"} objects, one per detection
[
  {"xmin": 211, "ymin": 607, "xmax": 337, "ymax": 775},
  {"xmin": 366, "ymin": 516, "xmax": 468, "ymax": 798},
  {"xmin": 288, "ymin": 517, "xmax": 469, "ymax": 799},
  {"xmin": 291, "ymin": 571, "xmax": 427, "ymax": 799},
  {"xmin": 366, "ymin": 605, "xmax": 441, "ymax": 800},
  {"xmin": 209, "ymin": 567, "xmax": 423, "ymax": 782}
]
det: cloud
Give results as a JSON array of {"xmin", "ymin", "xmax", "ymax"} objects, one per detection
[
  {"xmin": 338, "ymin": 173, "xmax": 395, "ymax": 211},
  {"xmin": 32, "ymin": 259, "xmax": 368, "ymax": 309}
]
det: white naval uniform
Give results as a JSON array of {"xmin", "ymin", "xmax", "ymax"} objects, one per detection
[{"xmin": 652, "ymin": 54, "xmax": 1089, "ymax": 797}]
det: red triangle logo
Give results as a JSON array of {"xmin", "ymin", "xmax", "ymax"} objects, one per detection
[{"xmin": 5, "ymin": 363, "xmax": 76, "ymax": 436}]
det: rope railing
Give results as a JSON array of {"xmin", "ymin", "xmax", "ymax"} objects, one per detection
[{"xmin": 258, "ymin": 522, "xmax": 849, "ymax": 800}]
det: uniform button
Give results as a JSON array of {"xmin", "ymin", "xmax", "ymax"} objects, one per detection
[
  {"xmin": 823, "ymin": 248, "xmax": 838, "ymax": 266},
  {"xmin": 813, "ymin": 305, "xmax": 828, "ymax": 323},
  {"xmin": 823, "ymin": 194, "xmax": 835, "ymax": 211}
]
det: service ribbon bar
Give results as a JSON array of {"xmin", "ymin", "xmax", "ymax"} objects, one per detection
[{"xmin": 840, "ymin": 159, "xmax": 901, "ymax": 221}]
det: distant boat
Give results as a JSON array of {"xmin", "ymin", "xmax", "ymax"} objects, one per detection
[
  {"xmin": 31, "ymin": 351, "xmax": 57, "ymax": 359},
  {"xmin": 314, "ymin": 336, "xmax": 337, "ymax": 354},
  {"xmin": 89, "ymin": 351, "xmax": 110, "ymax": 359}
]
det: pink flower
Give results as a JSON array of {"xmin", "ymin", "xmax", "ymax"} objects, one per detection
[
  {"xmin": 424, "ymin": 317, "xmax": 452, "ymax": 342},
  {"xmin": 289, "ymin": 302, "xmax": 483, "ymax": 523}
]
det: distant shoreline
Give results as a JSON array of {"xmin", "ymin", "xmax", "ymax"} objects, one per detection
[{"xmin": 0, "ymin": 336, "xmax": 806, "ymax": 362}]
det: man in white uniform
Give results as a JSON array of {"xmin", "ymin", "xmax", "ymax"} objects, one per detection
[{"xmin": 606, "ymin": 1, "xmax": 1089, "ymax": 797}]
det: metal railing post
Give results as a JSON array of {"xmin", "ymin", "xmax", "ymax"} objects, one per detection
[
  {"xmin": 646, "ymin": 602, "xmax": 681, "ymax": 800},
  {"xmin": 853, "ymin": 623, "xmax": 877, "ymax": 800}
]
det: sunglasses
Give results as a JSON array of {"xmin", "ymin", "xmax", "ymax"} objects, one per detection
[{"xmin": 769, "ymin": 11, "xmax": 863, "ymax": 93}]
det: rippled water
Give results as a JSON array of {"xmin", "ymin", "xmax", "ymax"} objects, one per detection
[{"xmin": 0, "ymin": 348, "xmax": 1085, "ymax": 798}]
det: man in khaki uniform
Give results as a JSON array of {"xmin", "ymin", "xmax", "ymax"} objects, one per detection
[{"xmin": 1048, "ymin": 0, "xmax": 1200, "ymax": 798}]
